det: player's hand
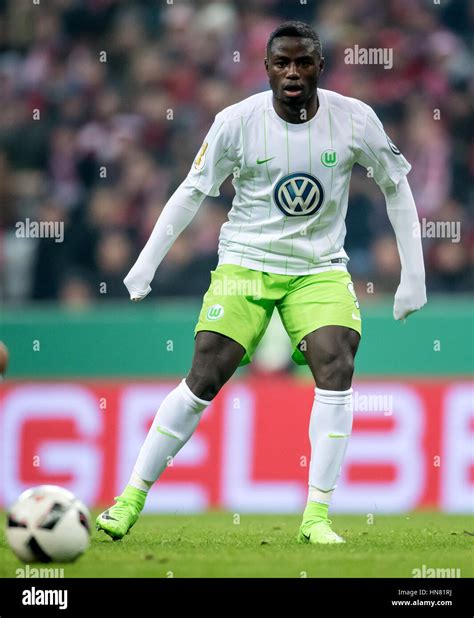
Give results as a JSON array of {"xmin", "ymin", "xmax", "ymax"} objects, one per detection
[
  {"xmin": 123, "ymin": 271, "xmax": 152, "ymax": 302},
  {"xmin": 393, "ymin": 276, "xmax": 427, "ymax": 320}
]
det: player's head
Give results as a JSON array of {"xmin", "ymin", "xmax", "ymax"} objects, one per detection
[{"xmin": 265, "ymin": 21, "xmax": 324, "ymax": 107}]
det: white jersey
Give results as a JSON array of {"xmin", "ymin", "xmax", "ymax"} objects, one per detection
[{"xmin": 186, "ymin": 88, "xmax": 411, "ymax": 275}]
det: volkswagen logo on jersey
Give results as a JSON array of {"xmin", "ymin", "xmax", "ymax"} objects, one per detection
[{"xmin": 273, "ymin": 173, "xmax": 324, "ymax": 216}]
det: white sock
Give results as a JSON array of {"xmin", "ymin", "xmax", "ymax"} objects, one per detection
[
  {"xmin": 308, "ymin": 486, "xmax": 334, "ymax": 505},
  {"xmin": 308, "ymin": 387, "xmax": 353, "ymax": 503},
  {"xmin": 128, "ymin": 471, "xmax": 153, "ymax": 493},
  {"xmin": 129, "ymin": 379, "xmax": 211, "ymax": 491}
]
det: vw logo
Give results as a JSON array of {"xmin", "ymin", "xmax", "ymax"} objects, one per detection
[{"xmin": 273, "ymin": 173, "xmax": 324, "ymax": 216}]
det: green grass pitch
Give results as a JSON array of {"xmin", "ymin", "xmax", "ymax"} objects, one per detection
[{"xmin": 1, "ymin": 512, "xmax": 472, "ymax": 578}]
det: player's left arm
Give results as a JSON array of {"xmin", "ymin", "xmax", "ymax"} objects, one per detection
[
  {"xmin": 381, "ymin": 177, "xmax": 426, "ymax": 320},
  {"xmin": 356, "ymin": 104, "xmax": 426, "ymax": 320}
]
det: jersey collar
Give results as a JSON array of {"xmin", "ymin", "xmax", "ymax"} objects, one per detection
[{"xmin": 268, "ymin": 88, "xmax": 325, "ymax": 129}]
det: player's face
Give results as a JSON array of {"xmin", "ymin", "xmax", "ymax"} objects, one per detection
[{"xmin": 265, "ymin": 37, "xmax": 324, "ymax": 107}]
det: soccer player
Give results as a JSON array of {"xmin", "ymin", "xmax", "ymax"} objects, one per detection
[{"xmin": 97, "ymin": 22, "xmax": 426, "ymax": 543}]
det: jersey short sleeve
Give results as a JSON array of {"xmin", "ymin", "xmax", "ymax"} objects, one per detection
[
  {"xmin": 356, "ymin": 105, "xmax": 411, "ymax": 189},
  {"xmin": 185, "ymin": 114, "xmax": 236, "ymax": 197}
]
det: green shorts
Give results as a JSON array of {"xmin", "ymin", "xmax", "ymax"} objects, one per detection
[{"xmin": 195, "ymin": 264, "xmax": 362, "ymax": 366}]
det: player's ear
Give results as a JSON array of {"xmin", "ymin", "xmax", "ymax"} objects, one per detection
[
  {"xmin": 264, "ymin": 57, "xmax": 269, "ymax": 74},
  {"xmin": 319, "ymin": 56, "xmax": 325, "ymax": 74}
]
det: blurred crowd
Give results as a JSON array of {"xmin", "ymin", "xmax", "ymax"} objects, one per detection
[{"xmin": 0, "ymin": 0, "xmax": 472, "ymax": 307}]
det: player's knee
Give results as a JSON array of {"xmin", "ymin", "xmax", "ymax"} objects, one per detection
[
  {"xmin": 186, "ymin": 366, "xmax": 225, "ymax": 401},
  {"xmin": 188, "ymin": 332, "xmax": 242, "ymax": 400},
  {"xmin": 317, "ymin": 352, "xmax": 354, "ymax": 390}
]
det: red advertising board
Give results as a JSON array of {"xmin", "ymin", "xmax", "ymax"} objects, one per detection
[{"xmin": 0, "ymin": 378, "xmax": 472, "ymax": 513}]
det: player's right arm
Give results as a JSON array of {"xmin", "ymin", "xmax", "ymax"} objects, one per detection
[
  {"xmin": 124, "ymin": 179, "xmax": 206, "ymax": 300},
  {"xmin": 124, "ymin": 115, "xmax": 236, "ymax": 301}
]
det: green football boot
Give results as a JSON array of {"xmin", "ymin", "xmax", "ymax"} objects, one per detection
[
  {"xmin": 96, "ymin": 486, "xmax": 146, "ymax": 541},
  {"xmin": 297, "ymin": 501, "xmax": 345, "ymax": 545}
]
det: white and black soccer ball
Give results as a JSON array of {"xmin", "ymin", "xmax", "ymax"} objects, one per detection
[{"xmin": 6, "ymin": 485, "xmax": 90, "ymax": 563}]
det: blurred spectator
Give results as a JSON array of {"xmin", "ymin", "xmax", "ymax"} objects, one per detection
[
  {"xmin": 30, "ymin": 201, "xmax": 69, "ymax": 300},
  {"xmin": 403, "ymin": 98, "xmax": 451, "ymax": 218},
  {"xmin": 370, "ymin": 235, "xmax": 402, "ymax": 295},
  {"xmin": 428, "ymin": 240, "xmax": 472, "ymax": 293},
  {"xmin": 58, "ymin": 271, "xmax": 95, "ymax": 309},
  {"xmin": 95, "ymin": 230, "xmax": 134, "ymax": 299}
]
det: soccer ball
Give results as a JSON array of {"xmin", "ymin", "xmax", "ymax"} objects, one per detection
[{"xmin": 6, "ymin": 485, "xmax": 90, "ymax": 563}]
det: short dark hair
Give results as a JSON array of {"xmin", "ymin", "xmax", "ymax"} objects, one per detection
[{"xmin": 266, "ymin": 21, "xmax": 322, "ymax": 57}]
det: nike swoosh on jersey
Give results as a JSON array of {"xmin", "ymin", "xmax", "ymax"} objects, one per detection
[
  {"xmin": 256, "ymin": 156, "xmax": 276, "ymax": 164},
  {"xmin": 352, "ymin": 313, "xmax": 361, "ymax": 321},
  {"xmin": 328, "ymin": 433, "xmax": 351, "ymax": 438}
]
